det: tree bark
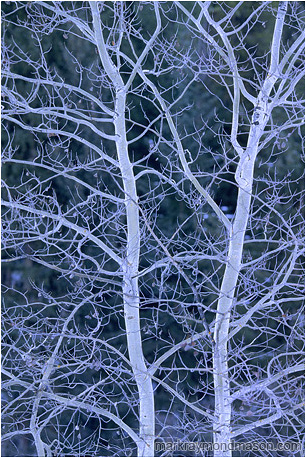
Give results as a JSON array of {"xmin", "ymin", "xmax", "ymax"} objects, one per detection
[
  {"xmin": 212, "ymin": 4, "xmax": 288, "ymax": 455},
  {"xmin": 91, "ymin": 3, "xmax": 155, "ymax": 455}
]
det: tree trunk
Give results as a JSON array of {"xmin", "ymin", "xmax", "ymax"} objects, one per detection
[
  {"xmin": 91, "ymin": 4, "xmax": 155, "ymax": 455},
  {"xmin": 212, "ymin": 3, "xmax": 288, "ymax": 455}
]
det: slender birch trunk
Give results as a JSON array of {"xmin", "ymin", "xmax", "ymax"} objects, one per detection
[
  {"xmin": 91, "ymin": 4, "xmax": 155, "ymax": 456},
  {"xmin": 212, "ymin": 3, "xmax": 288, "ymax": 456},
  {"xmin": 213, "ymin": 147, "xmax": 257, "ymax": 457}
]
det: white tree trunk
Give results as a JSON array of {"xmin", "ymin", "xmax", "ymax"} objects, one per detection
[
  {"xmin": 91, "ymin": 4, "xmax": 155, "ymax": 456},
  {"xmin": 213, "ymin": 147, "xmax": 257, "ymax": 456},
  {"xmin": 212, "ymin": 4, "xmax": 288, "ymax": 455}
]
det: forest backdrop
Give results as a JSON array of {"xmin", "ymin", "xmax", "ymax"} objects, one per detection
[{"xmin": 1, "ymin": 1, "xmax": 305, "ymax": 457}]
